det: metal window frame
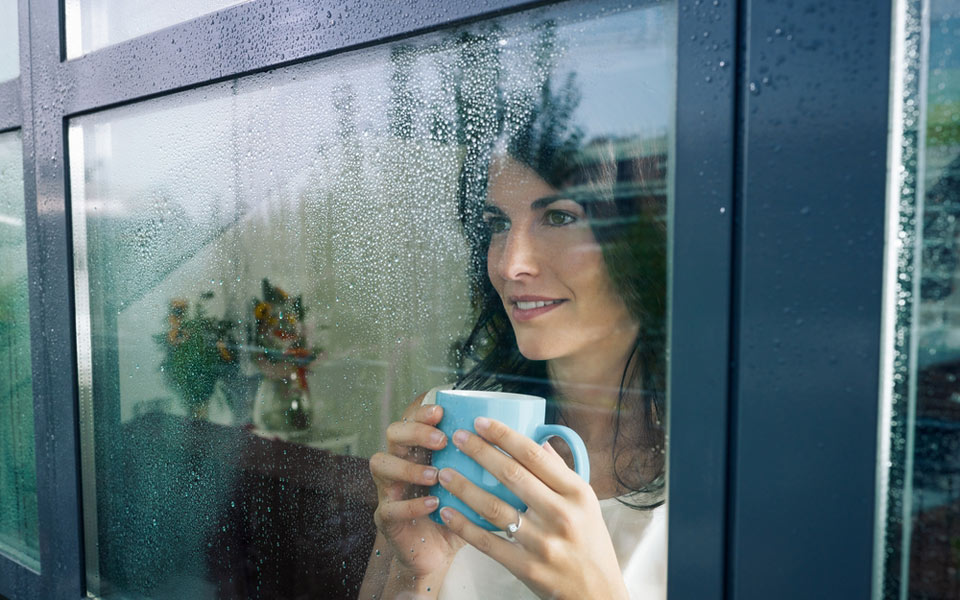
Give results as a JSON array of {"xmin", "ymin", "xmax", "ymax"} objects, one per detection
[
  {"xmin": 0, "ymin": 0, "xmax": 896, "ymax": 598},
  {"xmin": 668, "ymin": 1, "xmax": 736, "ymax": 598},
  {"xmin": 726, "ymin": 1, "xmax": 891, "ymax": 598}
]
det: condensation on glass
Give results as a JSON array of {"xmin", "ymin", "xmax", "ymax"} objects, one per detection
[
  {"xmin": 64, "ymin": 0, "xmax": 250, "ymax": 58},
  {"xmin": 0, "ymin": 0, "xmax": 19, "ymax": 82},
  {"xmin": 68, "ymin": 1, "xmax": 674, "ymax": 597},
  {"xmin": 877, "ymin": 0, "xmax": 960, "ymax": 598},
  {"xmin": 0, "ymin": 130, "xmax": 39, "ymax": 572}
]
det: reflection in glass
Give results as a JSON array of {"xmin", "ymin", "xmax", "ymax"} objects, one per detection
[
  {"xmin": 879, "ymin": 0, "xmax": 960, "ymax": 597},
  {"xmin": 0, "ymin": 0, "xmax": 18, "ymax": 82},
  {"xmin": 64, "ymin": 0, "xmax": 250, "ymax": 58},
  {"xmin": 70, "ymin": 1, "xmax": 673, "ymax": 597},
  {"xmin": 0, "ymin": 130, "xmax": 39, "ymax": 571}
]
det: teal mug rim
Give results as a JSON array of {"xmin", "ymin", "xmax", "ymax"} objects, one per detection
[{"xmin": 438, "ymin": 390, "xmax": 545, "ymax": 403}]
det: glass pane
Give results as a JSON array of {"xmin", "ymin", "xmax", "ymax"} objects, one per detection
[
  {"xmin": 64, "ymin": 0, "xmax": 251, "ymax": 58},
  {"xmin": 70, "ymin": 1, "xmax": 675, "ymax": 598},
  {"xmin": 879, "ymin": 0, "xmax": 960, "ymax": 597},
  {"xmin": 0, "ymin": 130, "xmax": 39, "ymax": 571},
  {"xmin": 0, "ymin": 0, "xmax": 18, "ymax": 82}
]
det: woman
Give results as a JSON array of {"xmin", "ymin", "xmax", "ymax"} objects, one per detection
[{"xmin": 359, "ymin": 134, "xmax": 667, "ymax": 599}]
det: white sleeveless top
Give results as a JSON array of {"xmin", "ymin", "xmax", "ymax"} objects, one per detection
[{"xmin": 422, "ymin": 387, "xmax": 667, "ymax": 600}]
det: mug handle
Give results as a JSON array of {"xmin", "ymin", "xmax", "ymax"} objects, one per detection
[{"xmin": 533, "ymin": 424, "xmax": 591, "ymax": 484}]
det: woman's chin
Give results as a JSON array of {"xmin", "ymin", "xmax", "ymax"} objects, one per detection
[{"xmin": 516, "ymin": 341, "xmax": 557, "ymax": 362}]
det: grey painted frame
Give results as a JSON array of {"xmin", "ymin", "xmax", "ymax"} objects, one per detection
[
  {"xmin": 9, "ymin": 0, "xmax": 87, "ymax": 595},
  {"xmin": 667, "ymin": 0, "xmax": 736, "ymax": 598},
  {"xmin": 0, "ymin": 0, "xmax": 739, "ymax": 598},
  {"xmin": 727, "ymin": 1, "xmax": 892, "ymax": 598}
]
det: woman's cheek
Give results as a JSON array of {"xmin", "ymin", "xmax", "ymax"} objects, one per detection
[
  {"xmin": 558, "ymin": 240, "xmax": 603, "ymax": 280},
  {"xmin": 487, "ymin": 245, "xmax": 503, "ymax": 287}
]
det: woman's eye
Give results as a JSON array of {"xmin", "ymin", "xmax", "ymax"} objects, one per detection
[
  {"xmin": 545, "ymin": 210, "xmax": 576, "ymax": 226},
  {"xmin": 484, "ymin": 216, "xmax": 510, "ymax": 234}
]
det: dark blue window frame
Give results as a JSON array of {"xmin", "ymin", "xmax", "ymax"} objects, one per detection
[
  {"xmin": 0, "ymin": 0, "xmax": 890, "ymax": 598},
  {"xmin": 728, "ymin": 3, "xmax": 889, "ymax": 597}
]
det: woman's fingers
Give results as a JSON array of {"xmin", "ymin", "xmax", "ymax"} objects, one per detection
[
  {"xmin": 438, "ymin": 506, "xmax": 523, "ymax": 567},
  {"xmin": 447, "ymin": 427, "xmax": 566, "ymax": 516},
  {"xmin": 412, "ymin": 402, "xmax": 444, "ymax": 425},
  {"xmin": 472, "ymin": 417, "xmax": 584, "ymax": 496},
  {"xmin": 437, "ymin": 466, "xmax": 544, "ymax": 546},
  {"xmin": 385, "ymin": 406, "xmax": 446, "ymax": 457},
  {"xmin": 386, "ymin": 420, "xmax": 447, "ymax": 453},
  {"xmin": 397, "ymin": 402, "xmax": 444, "ymax": 427},
  {"xmin": 370, "ymin": 451, "xmax": 441, "ymax": 491},
  {"xmin": 374, "ymin": 495, "xmax": 441, "ymax": 531},
  {"xmin": 371, "ymin": 405, "xmax": 446, "ymax": 504}
]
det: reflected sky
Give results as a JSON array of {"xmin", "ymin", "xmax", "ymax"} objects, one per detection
[
  {"xmin": 71, "ymin": 1, "xmax": 673, "ymax": 223},
  {"xmin": 0, "ymin": 0, "xmax": 18, "ymax": 82}
]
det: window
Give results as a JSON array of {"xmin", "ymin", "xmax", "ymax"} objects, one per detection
[
  {"xmin": 64, "ymin": 0, "xmax": 252, "ymax": 58},
  {"xmin": 0, "ymin": 130, "xmax": 38, "ymax": 572},
  {"xmin": 878, "ymin": 0, "xmax": 960, "ymax": 597},
  {"xmin": 68, "ymin": 2, "xmax": 676, "ymax": 597},
  {"xmin": 0, "ymin": 0, "xmax": 901, "ymax": 598},
  {"xmin": 0, "ymin": 0, "xmax": 17, "ymax": 83}
]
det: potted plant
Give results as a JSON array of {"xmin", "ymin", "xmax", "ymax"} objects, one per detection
[
  {"xmin": 154, "ymin": 292, "xmax": 241, "ymax": 419},
  {"xmin": 248, "ymin": 279, "xmax": 325, "ymax": 432}
]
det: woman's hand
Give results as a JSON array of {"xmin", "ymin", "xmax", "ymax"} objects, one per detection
[
  {"xmin": 368, "ymin": 399, "xmax": 466, "ymax": 585},
  {"xmin": 435, "ymin": 417, "xmax": 628, "ymax": 600}
]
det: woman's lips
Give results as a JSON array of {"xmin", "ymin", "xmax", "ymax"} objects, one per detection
[{"xmin": 510, "ymin": 299, "xmax": 566, "ymax": 322}]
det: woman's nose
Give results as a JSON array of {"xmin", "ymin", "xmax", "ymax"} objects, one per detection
[{"xmin": 496, "ymin": 228, "xmax": 539, "ymax": 280}]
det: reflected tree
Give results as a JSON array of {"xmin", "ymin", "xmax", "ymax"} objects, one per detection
[
  {"xmin": 922, "ymin": 153, "xmax": 960, "ymax": 304},
  {"xmin": 0, "ymin": 276, "xmax": 39, "ymax": 562}
]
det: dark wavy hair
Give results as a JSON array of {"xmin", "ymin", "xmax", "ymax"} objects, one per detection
[{"xmin": 452, "ymin": 116, "xmax": 667, "ymax": 508}]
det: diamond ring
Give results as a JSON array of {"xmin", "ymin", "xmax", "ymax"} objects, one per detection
[{"xmin": 505, "ymin": 508, "xmax": 523, "ymax": 539}]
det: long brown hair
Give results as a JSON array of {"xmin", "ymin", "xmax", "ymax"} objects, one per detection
[{"xmin": 454, "ymin": 133, "xmax": 667, "ymax": 508}]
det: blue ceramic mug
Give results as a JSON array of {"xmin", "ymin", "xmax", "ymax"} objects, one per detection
[{"xmin": 429, "ymin": 389, "xmax": 590, "ymax": 531}]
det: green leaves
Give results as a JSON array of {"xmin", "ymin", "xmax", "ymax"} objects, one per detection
[{"xmin": 154, "ymin": 292, "xmax": 240, "ymax": 415}]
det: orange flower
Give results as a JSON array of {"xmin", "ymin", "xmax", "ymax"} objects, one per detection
[
  {"xmin": 167, "ymin": 328, "xmax": 182, "ymax": 345},
  {"xmin": 254, "ymin": 302, "xmax": 271, "ymax": 321},
  {"xmin": 169, "ymin": 299, "xmax": 188, "ymax": 316},
  {"xmin": 216, "ymin": 340, "xmax": 234, "ymax": 362}
]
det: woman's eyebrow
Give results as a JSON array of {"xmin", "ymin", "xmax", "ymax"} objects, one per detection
[
  {"xmin": 483, "ymin": 196, "xmax": 573, "ymax": 214},
  {"xmin": 530, "ymin": 195, "xmax": 568, "ymax": 210}
]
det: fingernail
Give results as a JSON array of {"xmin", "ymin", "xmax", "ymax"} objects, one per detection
[
  {"xmin": 453, "ymin": 430, "xmax": 468, "ymax": 446},
  {"xmin": 429, "ymin": 405, "xmax": 440, "ymax": 416},
  {"xmin": 439, "ymin": 507, "xmax": 453, "ymax": 522},
  {"xmin": 430, "ymin": 431, "xmax": 446, "ymax": 446},
  {"xmin": 424, "ymin": 496, "xmax": 439, "ymax": 509},
  {"xmin": 438, "ymin": 469, "xmax": 453, "ymax": 484},
  {"xmin": 423, "ymin": 467, "xmax": 438, "ymax": 481},
  {"xmin": 475, "ymin": 417, "xmax": 490, "ymax": 431}
]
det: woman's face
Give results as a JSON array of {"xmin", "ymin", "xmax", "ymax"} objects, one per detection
[{"xmin": 484, "ymin": 157, "xmax": 638, "ymax": 362}]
